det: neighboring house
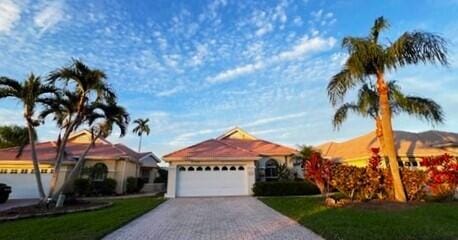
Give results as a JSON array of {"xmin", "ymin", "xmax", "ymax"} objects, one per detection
[
  {"xmin": 0, "ymin": 130, "xmax": 160, "ymax": 199},
  {"xmin": 163, "ymin": 127, "xmax": 299, "ymax": 198},
  {"xmin": 316, "ymin": 130, "xmax": 458, "ymax": 168}
]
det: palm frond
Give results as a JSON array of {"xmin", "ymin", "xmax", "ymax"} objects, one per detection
[
  {"xmin": 332, "ymin": 103, "xmax": 360, "ymax": 130},
  {"xmin": 370, "ymin": 16, "xmax": 390, "ymax": 43}
]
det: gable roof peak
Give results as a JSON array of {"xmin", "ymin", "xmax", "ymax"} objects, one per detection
[{"xmin": 216, "ymin": 127, "xmax": 257, "ymax": 140}]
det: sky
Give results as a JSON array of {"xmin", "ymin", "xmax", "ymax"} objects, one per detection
[{"xmin": 0, "ymin": 0, "xmax": 457, "ymax": 163}]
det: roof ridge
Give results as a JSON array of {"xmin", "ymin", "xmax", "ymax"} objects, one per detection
[{"xmin": 253, "ymin": 139, "xmax": 297, "ymax": 151}]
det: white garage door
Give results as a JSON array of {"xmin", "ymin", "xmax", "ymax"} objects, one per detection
[
  {"xmin": 177, "ymin": 165, "xmax": 248, "ymax": 197},
  {"xmin": 0, "ymin": 171, "xmax": 52, "ymax": 199}
]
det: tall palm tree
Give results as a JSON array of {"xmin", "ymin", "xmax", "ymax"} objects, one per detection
[
  {"xmin": 328, "ymin": 16, "xmax": 448, "ymax": 202},
  {"xmin": 52, "ymin": 101, "xmax": 129, "ymax": 204},
  {"xmin": 0, "ymin": 74, "xmax": 57, "ymax": 201},
  {"xmin": 0, "ymin": 125, "xmax": 36, "ymax": 150},
  {"xmin": 132, "ymin": 118, "xmax": 150, "ymax": 152},
  {"xmin": 45, "ymin": 59, "xmax": 116, "ymax": 199},
  {"xmin": 333, "ymin": 81, "xmax": 443, "ymax": 156}
]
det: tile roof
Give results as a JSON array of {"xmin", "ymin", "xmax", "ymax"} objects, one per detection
[
  {"xmin": 164, "ymin": 138, "xmax": 297, "ymax": 161},
  {"xmin": 316, "ymin": 130, "xmax": 458, "ymax": 161},
  {"xmin": 0, "ymin": 133, "xmax": 151, "ymax": 164}
]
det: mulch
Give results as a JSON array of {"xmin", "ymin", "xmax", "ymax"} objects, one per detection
[{"xmin": 0, "ymin": 200, "xmax": 108, "ymax": 218}]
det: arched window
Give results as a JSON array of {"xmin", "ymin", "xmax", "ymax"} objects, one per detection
[
  {"xmin": 91, "ymin": 163, "xmax": 108, "ymax": 181},
  {"xmin": 222, "ymin": 166, "xmax": 228, "ymax": 171},
  {"xmin": 188, "ymin": 166, "xmax": 195, "ymax": 171},
  {"xmin": 179, "ymin": 167, "xmax": 186, "ymax": 171},
  {"xmin": 196, "ymin": 166, "xmax": 203, "ymax": 171},
  {"xmin": 238, "ymin": 166, "xmax": 245, "ymax": 171},
  {"xmin": 230, "ymin": 166, "xmax": 236, "ymax": 171},
  {"xmin": 205, "ymin": 166, "xmax": 211, "ymax": 171},
  {"xmin": 213, "ymin": 166, "xmax": 220, "ymax": 171},
  {"xmin": 265, "ymin": 159, "xmax": 279, "ymax": 181}
]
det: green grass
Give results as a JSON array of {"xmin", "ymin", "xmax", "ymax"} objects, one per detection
[
  {"xmin": 260, "ymin": 197, "xmax": 458, "ymax": 240},
  {"xmin": 0, "ymin": 197, "xmax": 165, "ymax": 240}
]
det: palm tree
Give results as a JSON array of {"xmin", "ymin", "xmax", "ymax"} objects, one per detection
[
  {"xmin": 333, "ymin": 81, "xmax": 443, "ymax": 157},
  {"xmin": 52, "ymin": 101, "xmax": 129, "ymax": 205},
  {"xmin": 328, "ymin": 16, "xmax": 448, "ymax": 202},
  {"xmin": 132, "ymin": 118, "xmax": 150, "ymax": 152},
  {"xmin": 45, "ymin": 59, "xmax": 116, "ymax": 199},
  {"xmin": 0, "ymin": 74, "xmax": 57, "ymax": 201}
]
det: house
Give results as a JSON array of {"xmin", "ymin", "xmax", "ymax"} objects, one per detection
[
  {"xmin": 316, "ymin": 130, "xmax": 458, "ymax": 168},
  {"xmin": 163, "ymin": 127, "xmax": 299, "ymax": 198},
  {"xmin": 0, "ymin": 130, "xmax": 160, "ymax": 199}
]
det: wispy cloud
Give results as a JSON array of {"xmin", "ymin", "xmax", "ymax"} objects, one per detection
[
  {"xmin": 34, "ymin": 1, "xmax": 65, "ymax": 35},
  {"xmin": 243, "ymin": 112, "xmax": 307, "ymax": 128},
  {"xmin": 0, "ymin": 0, "xmax": 21, "ymax": 33},
  {"xmin": 207, "ymin": 35, "xmax": 336, "ymax": 83}
]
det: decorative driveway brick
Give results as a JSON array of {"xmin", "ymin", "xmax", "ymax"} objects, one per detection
[{"xmin": 104, "ymin": 197, "xmax": 323, "ymax": 240}]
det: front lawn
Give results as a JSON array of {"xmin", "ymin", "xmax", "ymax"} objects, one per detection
[
  {"xmin": 261, "ymin": 197, "xmax": 458, "ymax": 240},
  {"xmin": 0, "ymin": 197, "xmax": 165, "ymax": 240}
]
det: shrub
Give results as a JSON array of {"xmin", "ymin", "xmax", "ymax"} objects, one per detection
[
  {"xmin": 383, "ymin": 169, "xmax": 427, "ymax": 201},
  {"xmin": 126, "ymin": 177, "xmax": 138, "ymax": 194},
  {"xmin": 304, "ymin": 152, "xmax": 333, "ymax": 194},
  {"xmin": 137, "ymin": 177, "xmax": 145, "ymax": 191},
  {"xmin": 73, "ymin": 178, "xmax": 91, "ymax": 196},
  {"xmin": 252, "ymin": 181, "xmax": 320, "ymax": 196},
  {"xmin": 0, "ymin": 183, "xmax": 11, "ymax": 203},
  {"xmin": 92, "ymin": 178, "xmax": 117, "ymax": 196},
  {"xmin": 420, "ymin": 154, "xmax": 458, "ymax": 200}
]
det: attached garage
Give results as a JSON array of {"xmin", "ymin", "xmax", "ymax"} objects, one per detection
[
  {"xmin": 0, "ymin": 169, "xmax": 52, "ymax": 199},
  {"xmin": 176, "ymin": 165, "xmax": 248, "ymax": 197}
]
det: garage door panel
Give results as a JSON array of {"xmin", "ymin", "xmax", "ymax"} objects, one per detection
[
  {"xmin": 177, "ymin": 166, "xmax": 248, "ymax": 197},
  {"xmin": 0, "ymin": 174, "xmax": 52, "ymax": 199}
]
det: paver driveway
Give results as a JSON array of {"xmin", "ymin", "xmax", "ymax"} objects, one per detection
[{"xmin": 104, "ymin": 197, "xmax": 323, "ymax": 240}]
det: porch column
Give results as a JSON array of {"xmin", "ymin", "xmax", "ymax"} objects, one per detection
[{"xmin": 165, "ymin": 164, "xmax": 177, "ymax": 198}]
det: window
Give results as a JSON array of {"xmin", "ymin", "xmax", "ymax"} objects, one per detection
[
  {"xmin": 222, "ymin": 166, "xmax": 228, "ymax": 171},
  {"xmin": 50, "ymin": 169, "xmax": 54, "ymax": 174},
  {"xmin": 265, "ymin": 159, "xmax": 279, "ymax": 181},
  {"xmin": 188, "ymin": 166, "xmax": 195, "ymax": 171},
  {"xmin": 229, "ymin": 166, "xmax": 236, "ymax": 171},
  {"xmin": 179, "ymin": 167, "xmax": 186, "ymax": 171},
  {"xmin": 196, "ymin": 166, "xmax": 203, "ymax": 171},
  {"xmin": 91, "ymin": 163, "xmax": 108, "ymax": 182},
  {"xmin": 238, "ymin": 166, "xmax": 245, "ymax": 171},
  {"xmin": 20, "ymin": 169, "xmax": 28, "ymax": 174},
  {"xmin": 205, "ymin": 166, "xmax": 211, "ymax": 171},
  {"xmin": 0, "ymin": 169, "xmax": 7, "ymax": 174},
  {"xmin": 41, "ymin": 169, "xmax": 48, "ymax": 174},
  {"xmin": 30, "ymin": 169, "xmax": 35, "ymax": 174},
  {"xmin": 10, "ymin": 169, "xmax": 18, "ymax": 174},
  {"xmin": 213, "ymin": 166, "xmax": 220, "ymax": 171}
]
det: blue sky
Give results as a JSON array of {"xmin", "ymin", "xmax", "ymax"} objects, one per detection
[{"xmin": 0, "ymin": 0, "xmax": 457, "ymax": 160}]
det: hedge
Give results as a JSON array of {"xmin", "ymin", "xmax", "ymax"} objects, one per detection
[{"xmin": 253, "ymin": 181, "xmax": 321, "ymax": 196}]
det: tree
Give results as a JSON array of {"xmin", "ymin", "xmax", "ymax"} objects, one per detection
[
  {"xmin": 327, "ymin": 16, "xmax": 448, "ymax": 202},
  {"xmin": 0, "ymin": 74, "xmax": 57, "ymax": 201},
  {"xmin": 51, "ymin": 101, "xmax": 129, "ymax": 205},
  {"xmin": 132, "ymin": 118, "xmax": 150, "ymax": 152},
  {"xmin": 333, "ymin": 81, "xmax": 443, "ymax": 157},
  {"xmin": 44, "ymin": 59, "xmax": 116, "ymax": 199},
  {"xmin": 0, "ymin": 125, "xmax": 36, "ymax": 149}
]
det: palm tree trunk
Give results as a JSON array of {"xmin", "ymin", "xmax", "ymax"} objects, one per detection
[
  {"xmin": 375, "ymin": 117, "xmax": 387, "ymax": 166},
  {"xmin": 138, "ymin": 134, "xmax": 142, "ymax": 152},
  {"xmin": 54, "ymin": 134, "xmax": 99, "ymax": 203},
  {"xmin": 377, "ymin": 72, "xmax": 407, "ymax": 202},
  {"xmin": 47, "ymin": 126, "xmax": 73, "ymax": 198},
  {"xmin": 26, "ymin": 118, "xmax": 46, "ymax": 201}
]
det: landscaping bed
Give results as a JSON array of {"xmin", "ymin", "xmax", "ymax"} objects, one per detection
[
  {"xmin": 261, "ymin": 196, "xmax": 458, "ymax": 240},
  {"xmin": 0, "ymin": 197, "xmax": 165, "ymax": 240},
  {"xmin": 0, "ymin": 200, "xmax": 111, "ymax": 221}
]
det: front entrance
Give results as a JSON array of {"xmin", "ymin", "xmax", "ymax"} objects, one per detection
[{"xmin": 176, "ymin": 165, "xmax": 248, "ymax": 197}]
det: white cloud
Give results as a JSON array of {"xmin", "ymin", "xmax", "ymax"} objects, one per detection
[
  {"xmin": 189, "ymin": 44, "xmax": 208, "ymax": 66},
  {"xmin": 243, "ymin": 112, "xmax": 307, "ymax": 128},
  {"xmin": 34, "ymin": 1, "xmax": 65, "ymax": 35},
  {"xmin": 207, "ymin": 35, "xmax": 336, "ymax": 83},
  {"xmin": 156, "ymin": 86, "xmax": 183, "ymax": 97},
  {"xmin": 0, "ymin": 0, "xmax": 21, "ymax": 33},
  {"xmin": 255, "ymin": 23, "xmax": 273, "ymax": 36},
  {"xmin": 275, "ymin": 35, "xmax": 336, "ymax": 61},
  {"xmin": 208, "ymin": 62, "xmax": 265, "ymax": 83}
]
